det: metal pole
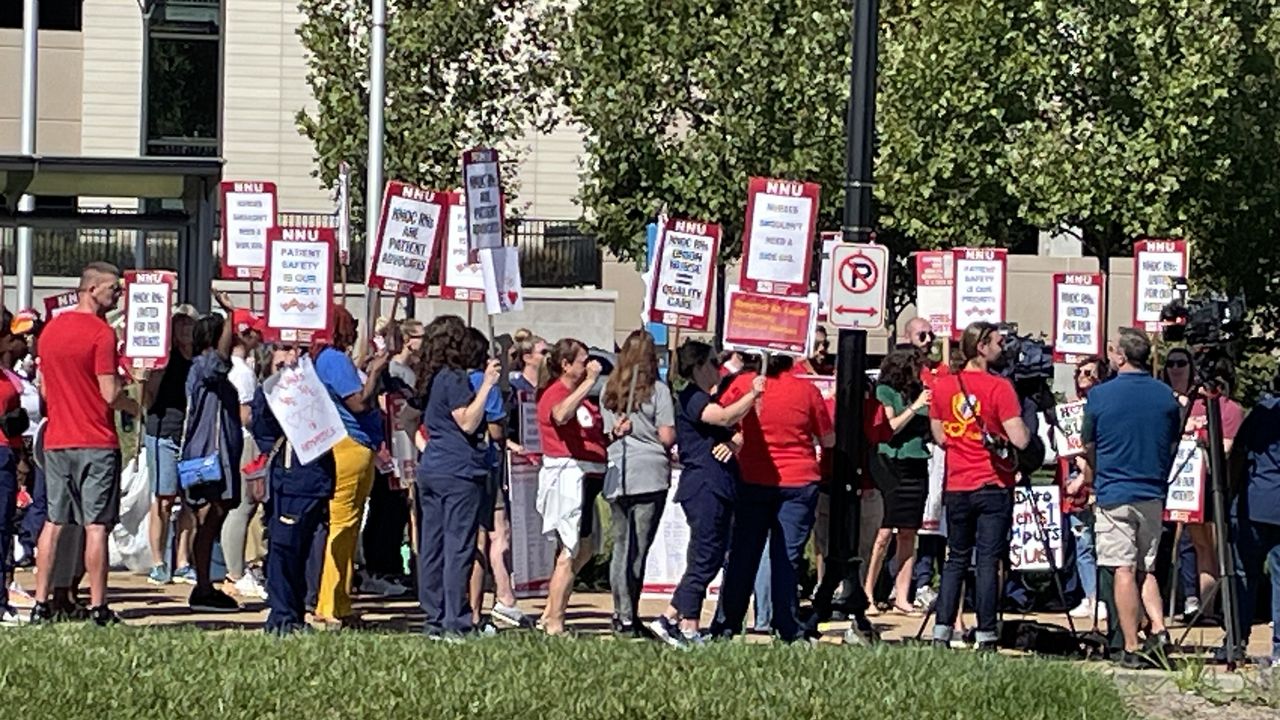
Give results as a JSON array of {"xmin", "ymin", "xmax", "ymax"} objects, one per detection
[
  {"xmin": 1206, "ymin": 395, "xmax": 1239, "ymax": 670},
  {"xmin": 17, "ymin": 0, "xmax": 39, "ymax": 309},
  {"xmin": 362, "ymin": 0, "xmax": 387, "ymax": 353}
]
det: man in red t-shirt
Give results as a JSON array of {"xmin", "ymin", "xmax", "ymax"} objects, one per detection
[
  {"xmin": 926, "ymin": 321, "xmax": 1029, "ymax": 650},
  {"xmin": 31, "ymin": 262, "xmax": 140, "ymax": 626}
]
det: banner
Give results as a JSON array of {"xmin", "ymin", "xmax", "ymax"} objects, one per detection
[
  {"xmin": 480, "ymin": 247, "xmax": 524, "ymax": 315},
  {"xmin": 43, "ymin": 289, "xmax": 79, "ymax": 319},
  {"xmin": 1133, "ymin": 238, "xmax": 1189, "ymax": 332},
  {"xmin": 121, "ymin": 270, "xmax": 176, "ymax": 371},
  {"xmin": 262, "ymin": 355, "xmax": 348, "ymax": 465},
  {"xmin": 1009, "ymin": 485, "xmax": 1063, "ymax": 572},
  {"xmin": 219, "ymin": 180, "xmax": 277, "ymax": 279},
  {"xmin": 1164, "ymin": 439, "xmax": 1205, "ymax": 523},
  {"xmin": 263, "ymin": 227, "xmax": 335, "ymax": 344},
  {"xmin": 915, "ymin": 251, "xmax": 954, "ymax": 337},
  {"xmin": 722, "ymin": 286, "xmax": 818, "ymax": 357},
  {"xmin": 462, "ymin": 148, "xmax": 504, "ymax": 253},
  {"xmin": 1053, "ymin": 400, "xmax": 1087, "ymax": 458},
  {"xmin": 1051, "ymin": 272, "xmax": 1104, "ymax": 363},
  {"xmin": 816, "ymin": 231, "xmax": 840, "ymax": 319},
  {"xmin": 642, "ymin": 468, "xmax": 722, "ymax": 599},
  {"xmin": 368, "ymin": 181, "xmax": 447, "ymax": 296},
  {"xmin": 950, "ymin": 248, "xmax": 1007, "ymax": 337},
  {"xmin": 509, "ymin": 459, "xmax": 557, "ymax": 598},
  {"xmin": 739, "ymin": 177, "xmax": 820, "ymax": 297},
  {"xmin": 648, "ymin": 217, "xmax": 720, "ymax": 330},
  {"xmin": 439, "ymin": 194, "xmax": 485, "ymax": 301}
]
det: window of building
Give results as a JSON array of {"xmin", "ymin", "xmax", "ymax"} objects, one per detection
[
  {"xmin": 0, "ymin": 1, "xmax": 84, "ymax": 32},
  {"xmin": 143, "ymin": 1, "xmax": 222, "ymax": 158}
]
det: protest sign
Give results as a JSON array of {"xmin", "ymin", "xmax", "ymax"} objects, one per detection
[
  {"xmin": 648, "ymin": 217, "xmax": 720, "ymax": 330},
  {"xmin": 509, "ymin": 459, "xmax": 557, "ymax": 597},
  {"xmin": 263, "ymin": 227, "xmax": 335, "ymax": 344},
  {"xmin": 462, "ymin": 148, "xmax": 504, "ymax": 253},
  {"xmin": 1164, "ymin": 439, "xmax": 1205, "ymax": 523},
  {"xmin": 439, "ymin": 195, "xmax": 485, "ymax": 301},
  {"xmin": 384, "ymin": 391, "xmax": 417, "ymax": 490},
  {"xmin": 950, "ymin": 248, "xmax": 1007, "ymax": 337},
  {"xmin": 262, "ymin": 355, "xmax": 349, "ymax": 465},
  {"xmin": 518, "ymin": 391, "xmax": 541, "ymax": 455},
  {"xmin": 642, "ymin": 468, "xmax": 722, "ymax": 599},
  {"xmin": 1133, "ymin": 238, "xmax": 1189, "ymax": 332},
  {"xmin": 722, "ymin": 286, "xmax": 818, "ymax": 357},
  {"xmin": 121, "ymin": 270, "xmax": 176, "ymax": 371},
  {"xmin": 816, "ymin": 231, "xmax": 840, "ymax": 319},
  {"xmin": 1009, "ymin": 485, "xmax": 1063, "ymax": 571},
  {"xmin": 915, "ymin": 251, "xmax": 954, "ymax": 337},
  {"xmin": 368, "ymin": 181, "xmax": 447, "ymax": 296},
  {"xmin": 1053, "ymin": 400, "xmax": 1087, "ymax": 458},
  {"xmin": 219, "ymin": 180, "xmax": 277, "ymax": 279},
  {"xmin": 43, "ymin": 289, "xmax": 80, "ymax": 319},
  {"xmin": 1052, "ymin": 272, "xmax": 1104, "ymax": 362},
  {"xmin": 740, "ymin": 177, "xmax": 820, "ymax": 297},
  {"xmin": 480, "ymin": 247, "xmax": 524, "ymax": 315}
]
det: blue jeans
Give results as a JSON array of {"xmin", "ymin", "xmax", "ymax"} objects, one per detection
[
  {"xmin": 144, "ymin": 434, "xmax": 181, "ymax": 497},
  {"xmin": 934, "ymin": 487, "xmax": 1014, "ymax": 644},
  {"xmin": 18, "ymin": 464, "xmax": 45, "ymax": 558},
  {"xmin": 1070, "ymin": 510, "xmax": 1098, "ymax": 601},
  {"xmin": 753, "ymin": 539, "xmax": 772, "ymax": 630},
  {"xmin": 1232, "ymin": 517, "xmax": 1280, "ymax": 658},
  {"xmin": 0, "ymin": 447, "xmax": 16, "ymax": 581}
]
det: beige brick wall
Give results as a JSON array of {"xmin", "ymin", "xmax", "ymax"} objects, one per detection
[{"xmin": 0, "ymin": 28, "xmax": 83, "ymax": 155}]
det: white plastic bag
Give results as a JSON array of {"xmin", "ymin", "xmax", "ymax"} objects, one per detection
[{"xmin": 109, "ymin": 450, "xmax": 154, "ymax": 573}]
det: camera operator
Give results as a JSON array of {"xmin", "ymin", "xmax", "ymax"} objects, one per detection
[
  {"xmin": 1226, "ymin": 367, "xmax": 1280, "ymax": 664},
  {"xmin": 928, "ymin": 322, "xmax": 1030, "ymax": 650},
  {"xmin": 1081, "ymin": 329, "xmax": 1182, "ymax": 668}
]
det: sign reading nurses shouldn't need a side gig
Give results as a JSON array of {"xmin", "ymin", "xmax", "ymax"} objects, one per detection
[
  {"xmin": 220, "ymin": 180, "xmax": 277, "ymax": 279},
  {"xmin": 739, "ymin": 177, "xmax": 820, "ymax": 297}
]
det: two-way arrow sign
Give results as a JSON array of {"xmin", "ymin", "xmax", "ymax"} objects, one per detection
[{"xmin": 834, "ymin": 305, "xmax": 878, "ymax": 316}]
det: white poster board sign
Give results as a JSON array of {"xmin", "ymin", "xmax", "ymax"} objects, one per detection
[
  {"xmin": 1053, "ymin": 401, "xmax": 1087, "ymax": 458},
  {"xmin": 262, "ymin": 355, "xmax": 349, "ymax": 465},
  {"xmin": 509, "ymin": 459, "xmax": 557, "ymax": 598},
  {"xmin": 122, "ymin": 270, "xmax": 176, "ymax": 371},
  {"xmin": 480, "ymin": 246, "xmax": 524, "ymax": 315},
  {"xmin": 462, "ymin": 148, "xmax": 504, "ymax": 252},
  {"xmin": 950, "ymin": 248, "xmax": 1007, "ymax": 337},
  {"xmin": 739, "ymin": 177, "xmax": 820, "ymax": 297},
  {"xmin": 368, "ymin": 181, "xmax": 447, "ymax": 295},
  {"xmin": 915, "ymin": 251, "xmax": 954, "ymax": 337},
  {"xmin": 439, "ymin": 197, "xmax": 486, "ymax": 301},
  {"xmin": 1164, "ymin": 439, "xmax": 1206, "ymax": 523},
  {"xmin": 263, "ymin": 227, "xmax": 335, "ymax": 344},
  {"xmin": 648, "ymin": 217, "xmax": 720, "ymax": 330},
  {"xmin": 1052, "ymin": 273, "xmax": 1105, "ymax": 362},
  {"xmin": 1133, "ymin": 239, "xmax": 1189, "ymax": 332},
  {"xmin": 1009, "ymin": 485, "xmax": 1063, "ymax": 572},
  {"xmin": 642, "ymin": 468, "xmax": 722, "ymax": 599},
  {"xmin": 816, "ymin": 232, "xmax": 840, "ymax": 319},
  {"xmin": 219, "ymin": 180, "xmax": 277, "ymax": 279}
]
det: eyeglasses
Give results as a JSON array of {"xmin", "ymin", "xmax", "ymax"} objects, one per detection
[
  {"xmin": 1075, "ymin": 368, "xmax": 1096, "ymax": 379},
  {"xmin": 1167, "ymin": 359, "xmax": 1190, "ymax": 369},
  {"xmin": 916, "ymin": 330, "xmax": 935, "ymax": 342}
]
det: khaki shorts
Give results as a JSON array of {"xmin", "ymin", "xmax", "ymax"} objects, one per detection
[{"xmin": 1095, "ymin": 499, "xmax": 1163, "ymax": 572}]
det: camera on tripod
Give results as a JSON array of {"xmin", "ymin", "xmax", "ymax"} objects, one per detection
[{"xmin": 1159, "ymin": 277, "xmax": 1247, "ymax": 347}]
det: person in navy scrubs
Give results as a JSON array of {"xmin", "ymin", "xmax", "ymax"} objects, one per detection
[
  {"xmin": 416, "ymin": 315, "xmax": 501, "ymax": 639},
  {"xmin": 648, "ymin": 340, "xmax": 763, "ymax": 647}
]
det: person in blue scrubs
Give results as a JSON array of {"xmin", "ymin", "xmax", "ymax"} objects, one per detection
[
  {"xmin": 648, "ymin": 340, "xmax": 763, "ymax": 647},
  {"xmin": 464, "ymin": 327, "xmax": 511, "ymax": 630},
  {"xmin": 416, "ymin": 316, "xmax": 502, "ymax": 638}
]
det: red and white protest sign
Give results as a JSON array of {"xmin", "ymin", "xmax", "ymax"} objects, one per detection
[
  {"xmin": 648, "ymin": 217, "xmax": 720, "ymax": 330},
  {"xmin": 462, "ymin": 148, "xmax": 505, "ymax": 253},
  {"xmin": 1053, "ymin": 400, "xmax": 1086, "ymax": 457},
  {"xmin": 263, "ymin": 227, "xmax": 335, "ymax": 344},
  {"xmin": 368, "ymin": 181, "xmax": 448, "ymax": 296},
  {"xmin": 950, "ymin": 248, "xmax": 1007, "ymax": 337},
  {"xmin": 722, "ymin": 287, "xmax": 818, "ymax": 356},
  {"xmin": 219, "ymin": 180, "xmax": 277, "ymax": 279},
  {"xmin": 1051, "ymin": 272, "xmax": 1104, "ymax": 363},
  {"xmin": 740, "ymin": 177, "xmax": 820, "ymax": 297},
  {"xmin": 439, "ymin": 193, "xmax": 486, "ymax": 302},
  {"xmin": 122, "ymin": 270, "xmax": 176, "ymax": 371},
  {"xmin": 915, "ymin": 251, "xmax": 954, "ymax": 337},
  {"xmin": 43, "ymin": 290, "xmax": 79, "ymax": 319},
  {"xmin": 1164, "ymin": 439, "xmax": 1205, "ymax": 523},
  {"xmin": 816, "ymin": 232, "xmax": 840, "ymax": 319},
  {"xmin": 1133, "ymin": 238, "xmax": 1189, "ymax": 332}
]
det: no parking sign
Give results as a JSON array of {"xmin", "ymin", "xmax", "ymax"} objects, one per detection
[{"xmin": 827, "ymin": 243, "xmax": 888, "ymax": 330}]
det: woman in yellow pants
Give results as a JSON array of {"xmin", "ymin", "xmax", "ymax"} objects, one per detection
[{"xmin": 312, "ymin": 307, "xmax": 388, "ymax": 628}]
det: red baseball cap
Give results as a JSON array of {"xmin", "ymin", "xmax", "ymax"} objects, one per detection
[{"xmin": 232, "ymin": 308, "xmax": 266, "ymax": 335}]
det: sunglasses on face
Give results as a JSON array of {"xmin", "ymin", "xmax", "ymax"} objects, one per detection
[
  {"xmin": 405, "ymin": 333, "xmax": 425, "ymax": 340},
  {"xmin": 917, "ymin": 330, "xmax": 935, "ymax": 342},
  {"xmin": 1075, "ymin": 368, "xmax": 1096, "ymax": 379},
  {"xmin": 1167, "ymin": 359, "xmax": 1190, "ymax": 369}
]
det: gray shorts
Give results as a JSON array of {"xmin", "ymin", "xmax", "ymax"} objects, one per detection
[
  {"xmin": 1095, "ymin": 499, "xmax": 1164, "ymax": 573},
  {"xmin": 45, "ymin": 447, "xmax": 122, "ymax": 528}
]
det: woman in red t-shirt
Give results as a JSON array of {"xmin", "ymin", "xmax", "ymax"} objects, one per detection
[
  {"xmin": 710, "ymin": 354, "xmax": 834, "ymax": 642},
  {"xmin": 535, "ymin": 338, "xmax": 629, "ymax": 635}
]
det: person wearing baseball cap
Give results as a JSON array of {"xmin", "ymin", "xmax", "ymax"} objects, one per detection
[{"xmin": 232, "ymin": 309, "xmax": 266, "ymax": 353}]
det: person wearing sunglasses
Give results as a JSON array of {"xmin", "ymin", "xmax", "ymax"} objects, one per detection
[{"xmin": 1059, "ymin": 355, "xmax": 1108, "ymax": 625}]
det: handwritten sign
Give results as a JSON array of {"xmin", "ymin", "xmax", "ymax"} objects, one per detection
[
  {"xmin": 1052, "ymin": 273, "xmax": 1104, "ymax": 362},
  {"xmin": 915, "ymin": 251, "xmax": 955, "ymax": 337},
  {"xmin": 1164, "ymin": 439, "xmax": 1205, "ymax": 523},
  {"xmin": 1133, "ymin": 238, "xmax": 1189, "ymax": 332},
  {"xmin": 1054, "ymin": 401, "xmax": 1086, "ymax": 457},
  {"xmin": 648, "ymin": 217, "xmax": 720, "ymax": 330},
  {"xmin": 263, "ymin": 227, "xmax": 335, "ymax": 344},
  {"xmin": 722, "ymin": 286, "xmax": 818, "ymax": 357},
  {"xmin": 219, "ymin": 180, "xmax": 277, "ymax": 279},
  {"xmin": 369, "ymin": 181, "xmax": 447, "ymax": 296},
  {"xmin": 1009, "ymin": 486, "xmax": 1063, "ymax": 571},
  {"xmin": 439, "ymin": 194, "xmax": 485, "ymax": 302},
  {"xmin": 462, "ymin": 148, "xmax": 504, "ymax": 253},
  {"xmin": 262, "ymin": 355, "xmax": 348, "ymax": 465},
  {"xmin": 480, "ymin": 246, "xmax": 524, "ymax": 315},
  {"xmin": 740, "ymin": 177, "xmax": 820, "ymax": 297},
  {"xmin": 121, "ymin": 270, "xmax": 176, "ymax": 371},
  {"xmin": 43, "ymin": 290, "xmax": 80, "ymax": 319},
  {"xmin": 950, "ymin": 248, "xmax": 1007, "ymax": 338}
]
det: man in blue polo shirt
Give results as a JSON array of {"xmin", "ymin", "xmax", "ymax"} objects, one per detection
[{"xmin": 1079, "ymin": 328, "xmax": 1180, "ymax": 668}]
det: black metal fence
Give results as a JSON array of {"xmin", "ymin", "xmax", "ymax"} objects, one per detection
[{"xmin": 0, "ymin": 214, "xmax": 602, "ymax": 288}]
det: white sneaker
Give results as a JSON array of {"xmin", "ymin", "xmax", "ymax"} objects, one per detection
[
  {"xmin": 1069, "ymin": 599, "xmax": 1093, "ymax": 618},
  {"xmin": 0, "ymin": 605, "xmax": 28, "ymax": 626},
  {"xmin": 1095, "ymin": 601, "xmax": 1108, "ymax": 620},
  {"xmin": 359, "ymin": 575, "xmax": 410, "ymax": 598},
  {"xmin": 234, "ymin": 573, "xmax": 269, "ymax": 600},
  {"xmin": 1183, "ymin": 596, "xmax": 1201, "ymax": 619},
  {"xmin": 7, "ymin": 581, "xmax": 35, "ymax": 610},
  {"xmin": 491, "ymin": 602, "xmax": 531, "ymax": 629}
]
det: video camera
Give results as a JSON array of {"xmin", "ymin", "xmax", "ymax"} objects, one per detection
[
  {"xmin": 1159, "ymin": 277, "xmax": 1247, "ymax": 347},
  {"xmin": 995, "ymin": 323, "xmax": 1056, "ymax": 413}
]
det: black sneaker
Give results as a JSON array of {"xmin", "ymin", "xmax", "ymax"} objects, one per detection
[
  {"xmin": 1212, "ymin": 644, "xmax": 1247, "ymax": 665},
  {"xmin": 89, "ymin": 605, "xmax": 122, "ymax": 627},
  {"xmin": 1143, "ymin": 630, "xmax": 1173, "ymax": 657},
  {"xmin": 1116, "ymin": 650, "xmax": 1156, "ymax": 670},
  {"xmin": 647, "ymin": 616, "xmax": 684, "ymax": 647},
  {"xmin": 190, "ymin": 588, "xmax": 242, "ymax": 614},
  {"xmin": 975, "ymin": 640, "xmax": 998, "ymax": 653},
  {"xmin": 29, "ymin": 601, "xmax": 53, "ymax": 625}
]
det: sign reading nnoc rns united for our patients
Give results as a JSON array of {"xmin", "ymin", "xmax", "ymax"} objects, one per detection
[
  {"xmin": 739, "ymin": 177, "xmax": 820, "ymax": 297},
  {"xmin": 220, "ymin": 180, "xmax": 277, "ymax": 279},
  {"xmin": 648, "ymin": 217, "xmax": 720, "ymax": 331},
  {"xmin": 264, "ymin": 227, "xmax": 335, "ymax": 344},
  {"xmin": 122, "ymin": 270, "xmax": 177, "ymax": 371}
]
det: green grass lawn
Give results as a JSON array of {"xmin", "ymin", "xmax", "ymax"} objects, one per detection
[{"xmin": 0, "ymin": 627, "xmax": 1132, "ymax": 719}]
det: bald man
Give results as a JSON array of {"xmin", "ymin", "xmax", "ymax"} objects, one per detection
[{"xmin": 902, "ymin": 317, "xmax": 936, "ymax": 352}]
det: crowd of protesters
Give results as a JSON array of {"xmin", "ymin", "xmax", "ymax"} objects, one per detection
[{"xmin": 3, "ymin": 261, "xmax": 1280, "ymax": 668}]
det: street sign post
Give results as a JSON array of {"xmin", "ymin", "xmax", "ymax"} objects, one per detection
[{"xmin": 827, "ymin": 243, "xmax": 888, "ymax": 330}]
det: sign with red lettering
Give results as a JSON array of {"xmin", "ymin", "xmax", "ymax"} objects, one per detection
[
  {"xmin": 263, "ymin": 227, "xmax": 335, "ymax": 344},
  {"xmin": 648, "ymin": 216, "xmax": 720, "ymax": 330},
  {"xmin": 219, "ymin": 180, "xmax": 277, "ymax": 279},
  {"xmin": 42, "ymin": 290, "xmax": 79, "ymax": 319},
  {"xmin": 461, "ymin": 148, "xmax": 505, "ymax": 253},
  {"xmin": 915, "ymin": 251, "xmax": 954, "ymax": 337},
  {"xmin": 1164, "ymin": 439, "xmax": 1205, "ymax": 523},
  {"xmin": 439, "ymin": 193, "xmax": 486, "ymax": 302},
  {"xmin": 1133, "ymin": 238, "xmax": 1189, "ymax": 332},
  {"xmin": 950, "ymin": 248, "xmax": 1008, "ymax": 338},
  {"xmin": 122, "ymin": 270, "xmax": 176, "ymax": 371},
  {"xmin": 368, "ymin": 181, "xmax": 448, "ymax": 296},
  {"xmin": 740, "ymin": 177, "xmax": 820, "ymax": 297},
  {"xmin": 722, "ymin": 287, "xmax": 818, "ymax": 356},
  {"xmin": 262, "ymin": 355, "xmax": 348, "ymax": 466},
  {"xmin": 1051, "ymin": 272, "xmax": 1104, "ymax": 363}
]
